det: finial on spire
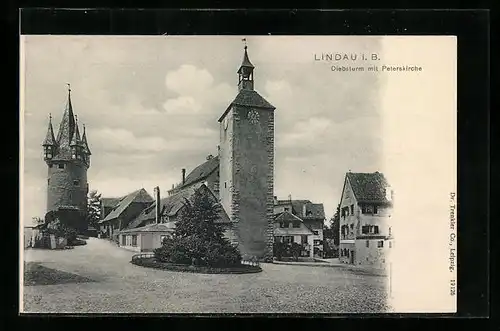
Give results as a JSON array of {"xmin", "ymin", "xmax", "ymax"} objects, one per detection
[
  {"xmin": 49, "ymin": 113, "xmax": 52, "ymax": 121},
  {"xmin": 242, "ymin": 38, "xmax": 247, "ymax": 49},
  {"xmin": 75, "ymin": 114, "xmax": 78, "ymax": 123},
  {"xmin": 67, "ymin": 83, "xmax": 71, "ymax": 93}
]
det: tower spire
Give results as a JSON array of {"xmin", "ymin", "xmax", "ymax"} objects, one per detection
[
  {"xmin": 82, "ymin": 123, "xmax": 91, "ymax": 156},
  {"xmin": 238, "ymin": 39, "xmax": 255, "ymax": 91},
  {"xmin": 42, "ymin": 113, "xmax": 56, "ymax": 147},
  {"xmin": 70, "ymin": 114, "xmax": 82, "ymax": 146},
  {"xmin": 56, "ymin": 83, "xmax": 76, "ymax": 147}
]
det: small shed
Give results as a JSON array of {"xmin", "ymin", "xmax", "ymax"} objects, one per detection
[{"xmin": 118, "ymin": 223, "xmax": 175, "ymax": 252}]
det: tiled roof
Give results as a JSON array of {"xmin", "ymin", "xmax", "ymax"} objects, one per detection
[
  {"xmin": 346, "ymin": 172, "xmax": 391, "ymax": 203},
  {"xmin": 239, "ymin": 47, "xmax": 255, "ymax": 70},
  {"xmin": 176, "ymin": 156, "xmax": 219, "ymax": 190},
  {"xmin": 290, "ymin": 200, "xmax": 311, "ymax": 215},
  {"xmin": 100, "ymin": 188, "xmax": 154, "ymax": 223},
  {"xmin": 232, "ymin": 89, "xmax": 275, "ymax": 109},
  {"xmin": 55, "ymin": 93, "xmax": 76, "ymax": 149},
  {"xmin": 101, "ymin": 197, "xmax": 120, "ymax": 208},
  {"xmin": 304, "ymin": 203, "xmax": 326, "ymax": 219},
  {"xmin": 218, "ymin": 89, "xmax": 275, "ymax": 122},
  {"xmin": 127, "ymin": 184, "xmax": 230, "ymax": 230},
  {"xmin": 70, "ymin": 121, "xmax": 83, "ymax": 146},
  {"xmin": 42, "ymin": 119, "xmax": 57, "ymax": 146},
  {"xmin": 81, "ymin": 126, "xmax": 91, "ymax": 155},
  {"xmin": 128, "ymin": 188, "xmax": 193, "ymax": 229}
]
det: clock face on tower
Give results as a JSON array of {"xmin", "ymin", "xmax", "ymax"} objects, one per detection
[{"xmin": 248, "ymin": 109, "xmax": 260, "ymax": 125}]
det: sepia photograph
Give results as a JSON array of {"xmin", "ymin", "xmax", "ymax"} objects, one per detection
[{"xmin": 20, "ymin": 35, "xmax": 457, "ymax": 314}]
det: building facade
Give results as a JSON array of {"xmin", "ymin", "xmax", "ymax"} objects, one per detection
[
  {"xmin": 338, "ymin": 171, "xmax": 394, "ymax": 268},
  {"xmin": 217, "ymin": 45, "xmax": 276, "ymax": 262},
  {"xmin": 42, "ymin": 86, "xmax": 91, "ymax": 232},
  {"xmin": 273, "ymin": 197, "xmax": 326, "ymax": 257},
  {"xmin": 98, "ymin": 188, "xmax": 154, "ymax": 240},
  {"xmin": 273, "ymin": 211, "xmax": 315, "ymax": 258}
]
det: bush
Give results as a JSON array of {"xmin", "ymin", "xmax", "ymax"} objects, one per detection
[
  {"xmin": 154, "ymin": 188, "xmax": 242, "ymax": 268},
  {"xmin": 155, "ymin": 235, "xmax": 241, "ymax": 268}
]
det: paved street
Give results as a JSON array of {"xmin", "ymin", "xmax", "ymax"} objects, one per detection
[{"xmin": 22, "ymin": 238, "xmax": 392, "ymax": 313}]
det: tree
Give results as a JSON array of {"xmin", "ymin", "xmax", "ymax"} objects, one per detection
[
  {"xmin": 154, "ymin": 188, "xmax": 242, "ymax": 267},
  {"xmin": 322, "ymin": 204, "xmax": 340, "ymax": 258},
  {"xmin": 86, "ymin": 190, "xmax": 102, "ymax": 229}
]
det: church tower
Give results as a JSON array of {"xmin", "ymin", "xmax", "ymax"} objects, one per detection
[
  {"xmin": 43, "ymin": 85, "xmax": 91, "ymax": 231},
  {"xmin": 218, "ymin": 42, "xmax": 276, "ymax": 262}
]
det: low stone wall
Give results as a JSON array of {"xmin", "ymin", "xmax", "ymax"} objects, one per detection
[{"xmin": 131, "ymin": 255, "xmax": 262, "ymax": 274}]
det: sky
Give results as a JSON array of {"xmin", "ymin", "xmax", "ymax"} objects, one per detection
[{"xmin": 21, "ymin": 35, "xmax": 385, "ymax": 223}]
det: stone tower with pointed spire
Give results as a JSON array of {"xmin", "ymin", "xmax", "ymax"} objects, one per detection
[
  {"xmin": 43, "ymin": 86, "xmax": 91, "ymax": 231},
  {"xmin": 218, "ymin": 42, "xmax": 275, "ymax": 262}
]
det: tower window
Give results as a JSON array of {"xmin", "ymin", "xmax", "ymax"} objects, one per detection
[
  {"xmin": 58, "ymin": 164, "xmax": 65, "ymax": 169},
  {"xmin": 73, "ymin": 180, "xmax": 80, "ymax": 186}
]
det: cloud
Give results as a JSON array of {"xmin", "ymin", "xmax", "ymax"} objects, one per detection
[
  {"xmin": 162, "ymin": 65, "xmax": 235, "ymax": 116},
  {"xmin": 163, "ymin": 96, "xmax": 201, "ymax": 115},
  {"xmin": 165, "ymin": 64, "xmax": 214, "ymax": 95}
]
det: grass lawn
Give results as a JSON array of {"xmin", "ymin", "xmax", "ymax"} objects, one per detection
[
  {"xmin": 24, "ymin": 262, "xmax": 94, "ymax": 286},
  {"xmin": 22, "ymin": 238, "xmax": 392, "ymax": 314}
]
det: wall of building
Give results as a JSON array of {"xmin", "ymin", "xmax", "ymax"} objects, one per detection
[
  {"xmin": 231, "ymin": 106, "xmax": 274, "ymax": 261},
  {"xmin": 354, "ymin": 238, "xmax": 393, "ymax": 268},
  {"xmin": 219, "ymin": 107, "xmax": 234, "ymax": 221},
  {"xmin": 47, "ymin": 160, "xmax": 88, "ymax": 214},
  {"xmin": 339, "ymin": 179, "xmax": 358, "ymax": 243},
  {"xmin": 119, "ymin": 233, "xmax": 142, "ymax": 252},
  {"xmin": 356, "ymin": 211, "xmax": 393, "ymax": 237}
]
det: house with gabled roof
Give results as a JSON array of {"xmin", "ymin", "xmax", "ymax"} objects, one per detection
[
  {"xmin": 273, "ymin": 196, "xmax": 326, "ymax": 257},
  {"xmin": 338, "ymin": 171, "xmax": 394, "ymax": 268},
  {"xmin": 167, "ymin": 155, "xmax": 220, "ymax": 198},
  {"xmin": 98, "ymin": 188, "xmax": 154, "ymax": 241},
  {"xmin": 119, "ymin": 183, "xmax": 234, "ymax": 252},
  {"xmin": 273, "ymin": 211, "xmax": 315, "ymax": 258}
]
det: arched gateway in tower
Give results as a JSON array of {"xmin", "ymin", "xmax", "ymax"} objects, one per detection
[
  {"xmin": 218, "ymin": 44, "xmax": 276, "ymax": 262},
  {"xmin": 42, "ymin": 85, "xmax": 91, "ymax": 232}
]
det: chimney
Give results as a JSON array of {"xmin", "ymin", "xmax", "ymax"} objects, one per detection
[
  {"xmin": 302, "ymin": 204, "xmax": 307, "ymax": 217},
  {"xmin": 154, "ymin": 186, "xmax": 161, "ymax": 224},
  {"xmin": 217, "ymin": 145, "xmax": 220, "ymax": 156},
  {"xmin": 207, "ymin": 154, "xmax": 214, "ymax": 160},
  {"xmin": 273, "ymin": 196, "xmax": 277, "ymax": 205},
  {"xmin": 182, "ymin": 168, "xmax": 186, "ymax": 185},
  {"xmin": 288, "ymin": 194, "xmax": 292, "ymax": 202}
]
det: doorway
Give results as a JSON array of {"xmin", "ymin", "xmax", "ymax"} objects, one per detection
[{"xmin": 350, "ymin": 250, "xmax": 355, "ymax": 264}]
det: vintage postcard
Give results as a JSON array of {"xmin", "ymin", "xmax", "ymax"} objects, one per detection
[{"xmin": 20, "ymin": 35, "xmax": 457, "ymax": 314}]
